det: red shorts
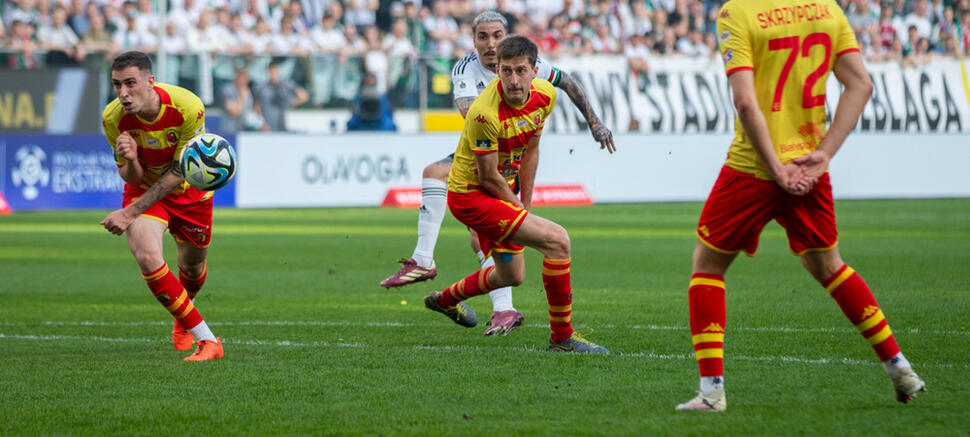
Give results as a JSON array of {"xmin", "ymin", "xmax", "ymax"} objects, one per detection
[
  {"xmin": 123, "ymin": 191, "xmax": 214, "ymax": 248},
  {"xmin": 448, "ymin": 190, "xmax": 528, "ymax": 258},
  {"xmin": 697, "ymin": 165, "xmax": 837, "ymax": 256}
]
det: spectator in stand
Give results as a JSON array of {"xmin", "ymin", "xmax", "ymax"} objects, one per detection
[
  {"xmin": 591, "ymin": 21, "xmax": 621, "ymax": 53},
  {"xmin": 703, "ymin": 32, "xmax": 719, "ymax": 61},
  {"xmin": 81, "ymin": 12, "xmax": 120, "ymax": 63},
  {"xmin": 222, "ymin": 67, "xmax": 263, "ymax": 133},
  {"xmin": 7, "ymin": 0, "xmax": 41, "ymax": 29},
  {"xmin": 678, "ymin": 27, "xmax": 707, "ymax": 57},
  {"xmin": 656, "ymin": 26, "xmax": 678, "ymax": 54},
  {"xmin": 878, "ymin": 2, "xmax": 899, "ymax": 48},
  {"xmin": 959, "ymin": 8, "xmax": 970, "ymax": 54},
  {"xmin": 114, "ymin": 12, "xmax": 156, "ymax": 52},
  {"xmin": 454, "ymin": 21, "xmax": 475, "ymax": 57},
  {"xmin": 653, "ymin": 8, "xmax": 669, "ymax": 39},
  {"xmin": 35, "ymin": 0, "xmax": 51, "ymax": 28},
  {"xmin": 312, "ymin": 11, "xmax": 346, "ymax": 54},
  {"xmin": 37, "ymin": 5, "xmax": 85, "ymax": 65},
  {"xmin": 902, "ymin": 24, "xmax": 919, "ymax": 54},
  {"xmin": 346, "ymin": 72, "xmax": 397, "ymax": 131},
  {"xmin": 227, "ymin": 12, "xmax": 254, "ymax": 54},
  {"xmin": 102, "ymin": 3, "xmax": 127, "ymax": 34},
  {"xmin": 423, "ymin": 0, "xmax": 458, "ymax": 58},
  {"xmin": 903, "ymin": 0, "xmax": 932, "ymax": 39},
  {"xmin": 67, "ymin": 0, "xmax": 90, "ymax": 37},
  {"xmin": 625, "ymin": 33, "xmax": 651, "ymax": 75},
  {"xmin": 363, "ymin": 25, "xmax": 389, "ymax": 93},
  {"xmin": 186, "ymin": 9, "xmax": 229, "ymax": 54},
  {"xmin": 264, "ymin": 0, "xmax": 285, "ymax": 32},
  {"xmin": 626, "ymin": 1, "xmax": 653, "ymax": 37},
  {"xmin": 278, "ymin": 18, "xmax": 315, "ymax": 56},
  {"xmin": 849, "ymin": 0, "xmax": 879, "ymax": 33},
  {"xmin": 532, "ymin": 18, "xmax": 560, "ymax": 56},
  {"xmin": 162, "ymin": 19, "xmax": 188, "ymax": 55},
  {"xmin": 687, "ymin": 0, "xmax": 707, "ymax": 33},
  {"xmin": 168, "ymin": 0, "xmax": 201, "ymax": 33},
  {"xmin": 940, "ymin": 33, "xmax": 958, "ymax": 56},
  {"xmin": 134, "ymin": 0, "xmax": 158, "ymax": 35},
  {"xmin": 249, "ymin": 16, "xmax": 275, "ymax": 54},
  {"xmin": 7, "ymin": 20, "xmax": 39, "ymax": 69},
  {"xmin": 931, "ymin": 6, "xmax": 956, "ymax": 48},
  {"xmin": 345, "ymin": 0, "xmax": 379, "ymax": 30},
  {"xmin": 340, "ymin": 22, "xmax": 368, "ymax": 60},
  {"xmin": 284, "ymin": 1, "xmax": 311, "ymax": 35},
  {"xmin": 383, "ymin": 17, "xmax": 417, "ymax": 58},
  {"xmin": 402, "ymin": 0, "xmax": 424, "ymax": 52}
]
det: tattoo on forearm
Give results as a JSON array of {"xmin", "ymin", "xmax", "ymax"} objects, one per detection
[
  {"xmin": 557, "ymin": 72, "xmax": 598, "ymax": 126},
  {"xmin": 456, "ymin": 97, "xmax": 475, "ymax": 118},
  {"xmin": 130, "ymin": 169, "xmax": 181, "ymax": 215}
]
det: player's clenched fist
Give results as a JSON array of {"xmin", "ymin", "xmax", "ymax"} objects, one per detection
[{"xmin": 116, "ymin": 131, "xmax": 137, "ymax": 161}]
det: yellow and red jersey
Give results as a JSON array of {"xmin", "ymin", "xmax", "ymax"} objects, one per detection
[
  {"xmin": 102, "ymin": 82, "xmax": 210, "ymax": 204},
  {"xmin": 447, "ymin": 77, "xmax": 557, "ymax": 194},
  {"xmin": 717, "ymin": 0, "xmax": 859, "ymax": 179}
]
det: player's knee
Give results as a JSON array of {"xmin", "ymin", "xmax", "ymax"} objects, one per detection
[
  {"xmin": 496, "ymin": 268, "xmax": 525, "ymax": 287},
  {"xmin": 132, "ymin": 250, "xmax": 164, "ymax": 273},
  {"xmin": 547, "ymin": 226, "xmax": 571, "ymax": 258},
  {"xmin": 422, "ymin": 163, "xmax": 449, "ymax": 181},
  {"xmin": 178, "ymin": 261, "xmax": 205, "ymax": 278}
]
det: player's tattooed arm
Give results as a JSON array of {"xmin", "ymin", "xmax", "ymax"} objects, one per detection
[
  {"xmin": 556, "ymin": 71, "xmax": 616, "ymax": 153},
  {"xmin": 456, "ymin": 97, "xmax": 476, "ymax": 119},
  {"xmin": 100, "ymin": 168, "xmax": 184, "ymax": 235}
]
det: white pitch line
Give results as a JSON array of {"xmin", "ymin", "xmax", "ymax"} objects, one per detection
[
  {"xmin": 17, "ymin": 320, "xmax": 970, "ymax": 337},
  {"xmin": 0, "ymin": 332, "xmax": 966, "ymax": 369}
]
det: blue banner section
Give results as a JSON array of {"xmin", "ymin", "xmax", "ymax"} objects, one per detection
[{"xmin": 0, "ymin": 134, "xmax": 236, "ymax": 211}]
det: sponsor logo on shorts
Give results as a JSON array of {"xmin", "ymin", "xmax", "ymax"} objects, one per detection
[{"xmin": 498, "ymin": 219, "xmax": 510, "ymax": 231}]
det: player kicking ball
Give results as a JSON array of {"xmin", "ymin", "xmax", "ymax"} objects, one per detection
[
  {"xmin": 100, "ymin": 51, "xmax": 224, "ymax": 361},
  {"xmin": 422, "ymin": 35, "xmax": 608, "ymax": 354},
  {"xmin": 675, "ymin": 0, "xmax": 923, "ymax": 411}
]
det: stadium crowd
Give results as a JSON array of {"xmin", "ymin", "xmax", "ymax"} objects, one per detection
[{"xmin": 2, "ymin": 0, "xmax": 966, "ymax": 68}]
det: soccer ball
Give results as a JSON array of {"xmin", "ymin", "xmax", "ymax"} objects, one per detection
[{"xmin": 178, "ymin": 133, "xmax": 237, "ymax": 191}]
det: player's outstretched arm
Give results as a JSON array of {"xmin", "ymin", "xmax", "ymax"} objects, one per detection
[
  {"xmin": 100, "ymin": 167, "xmax": 184, "ymax": 235},
  {"xmin": 555, "ymin": 71, "xmax": 616, "ymax": 153},
  {"xmin": 728, "ymin": 70, "xmax": 812, "ymax": 195},
  {"xmin": 793, "ymin": 51, "xmax": 873, "ymax": 179}
]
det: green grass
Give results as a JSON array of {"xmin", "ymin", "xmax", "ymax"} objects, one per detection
[{"xmin": 1, "ymin": 199, "xmax": 968, "ymax": 435}]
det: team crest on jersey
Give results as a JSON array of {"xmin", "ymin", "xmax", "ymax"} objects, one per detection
[
  {"xmin": 476, "ymin": 139, "xmax": 491, "ymax": 149},
  {"xmin": 164, "ymin": 128, "xmax": 180, "ymax": 147},
  {"xmin": 459, "ymin": 81, "xmax": 467, "ymax": 89},
  {"xmin": 532, "ymin": 112, "xmax": 543, "ymax": 126}
]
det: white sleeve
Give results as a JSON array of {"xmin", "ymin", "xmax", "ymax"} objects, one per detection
[
  {"xmin": 535, "ymin": 57, "xmax": 562, "ymax": 86},
  {"xmin": 452, "ymin": 63, "xmax": 478, "ymax": 101}
]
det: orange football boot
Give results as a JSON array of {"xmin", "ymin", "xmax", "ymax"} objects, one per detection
[{"xmin": 184, "ymin": 337, "xmax": 224, "ymax": 361}]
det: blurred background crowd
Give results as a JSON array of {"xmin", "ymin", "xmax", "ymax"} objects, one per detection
[{"xmin": 0, "ymin": 0, "xmax": 965, "ymax": 128}]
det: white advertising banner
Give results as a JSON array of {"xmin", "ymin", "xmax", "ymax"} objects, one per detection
[
  {"xmin": 546, "ymin": 56, "xmax": 970, "ymax": 134},
  {"xmin": 235, "ymin": 133, "xmax": 970, "ymax": 208}
]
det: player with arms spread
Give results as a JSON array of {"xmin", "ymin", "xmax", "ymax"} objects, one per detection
[
  {"xmin": 423, "ymin": 36, "xmax": 608, "ymax": 354},
  {"xmin": 100, "ymin": 51, "xmax": 224, "ymax": 361},
  {"xmin": 675, "ymin": 0, "xmax": 925, "ymax": 411},
  {"xmin": 381, "ymin": 11, "xmax": 616, "ymax": 337}
]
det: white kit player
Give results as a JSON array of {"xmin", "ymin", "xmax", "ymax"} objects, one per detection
[{"xmin": 380, "ymin": 11, "xmax": 616, "ymax": 337}]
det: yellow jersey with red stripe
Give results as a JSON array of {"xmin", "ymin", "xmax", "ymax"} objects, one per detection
[
  {"xmin": 717, "ymin": 0, "xmax": 859, "ymax": 179},
  {"xmin": 102, "ymin": 83, "xmax": 210, "ymax": 204},
  {"xmin": 447, "ymin": 77, "xmax": 557, "ymax": 194}
]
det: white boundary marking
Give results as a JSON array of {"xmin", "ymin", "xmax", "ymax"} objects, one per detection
[
  {"xmin": 4, "ymin": 320, "xmax": 966, "ymax": 337},
  {"xmin": 0, "ymin": 321, "xmax": 967, "ymax": 369}
]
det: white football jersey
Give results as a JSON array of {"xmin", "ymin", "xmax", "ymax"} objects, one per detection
[{"xmin": 451, "ymin": 51, "xmax": 561, "ymax": 101}]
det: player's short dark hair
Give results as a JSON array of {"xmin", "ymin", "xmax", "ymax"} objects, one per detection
[
  {"xmin": 496, "ymin": 35, "xmax": 537, "ymax": 67},
  {"xmin": 111, "ymin": 51, "xmax": 153, "ymax": 74}
]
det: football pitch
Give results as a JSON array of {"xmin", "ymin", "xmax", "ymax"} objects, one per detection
[{"xmin": 1, "ymin": 199, "xmax": 968, "ymax": 435}]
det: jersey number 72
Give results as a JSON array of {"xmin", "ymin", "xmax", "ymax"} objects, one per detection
[{"xmin": 768, "ymin": 32, "xmax": 832, "ymax": 112}]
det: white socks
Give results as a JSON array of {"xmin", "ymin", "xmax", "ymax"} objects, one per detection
[
  {"xmin": 700, "ymin": 376, "xmax": 724, "ymax": 394},
  {"xmin": 479, "ymin": 250, "xmax": 514, "ymax": 312},
  {"xmin": 883, "ymin": 352, "xmax": 912, "ymax": 376},
  {"xmin": 412, "ymin": 178, "xmax": 448, "ymax": 268},
  {"xmin": 188, "ymin": 320, "xmax": 217, "ymax": 343}
]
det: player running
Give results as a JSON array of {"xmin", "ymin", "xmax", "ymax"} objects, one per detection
[
  {"xmin": 423, "ymin": 35, "xmax": 609, "ymax": 354},
  {"xmin": 381, "ymin": 11, "xmax": 616, "ymax": 337},
  {"xmin": 675, "ymin": 0, "xmax": 925, "ymax": 411},
  {"xmin": 100, "ymin": 51, "xmax": 224, "ymax": 362}
]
